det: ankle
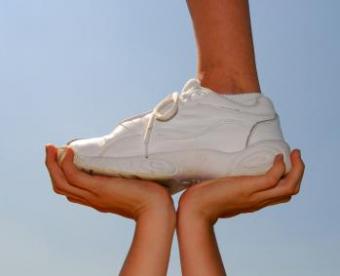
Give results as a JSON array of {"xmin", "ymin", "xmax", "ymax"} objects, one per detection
[{"xmin": 197, "ymin": 67, "xmax": 261, "ymax": 94}]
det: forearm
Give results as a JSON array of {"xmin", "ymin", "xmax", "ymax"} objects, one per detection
[
  {"xmin": 120, "ymin": 207, "xmax": 176, "ymax": 276},
  {"xmin": 177, "ymin": 211, "xmax": 226, "ymax": 276}
]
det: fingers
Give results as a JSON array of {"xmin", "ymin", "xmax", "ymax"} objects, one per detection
[
  {"xmin": 65, "ymin": 196, "xmax": 107, "ymax": 212},
  {"xmin": 245, "ymin": 196, "xmax": 292, "ymax": 214},
  {"xmin": 60, "ymin": 147, "xmax": 136, "ymax": 197},
  {"xmin": 45, "ymin": 144, "xmax": 97, "ymax": 201},
  {"xmin": 66, "ymin": 196, "xmax": 90, "ymax": 206},
  {"xmin": 249, "ymin": 153, "xmax": 286, "ymax": 193},
  {"xmin": 60, "ymin": 147, "xmax": 104, "ymax": 194},
  {"xmin": 260, "ymin": 195, "xmax": 292, "ymax": 208},
  {"xmin": 264, "ymin": 153, "xmax": 286, "ymax": 185},
  {"xmin": 253, "ymin": 149, "xmax": 305, "ymax": 201},
  {"xmin": 282, "ymin": 149, "xmax": 305, "ymax": 192}
]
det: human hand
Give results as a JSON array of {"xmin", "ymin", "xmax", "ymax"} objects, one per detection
[
  {"xmin": 45, "ymin": 144, "xmax": 177, "ymax": 275},
  {"xmin": 178, "ymin": 149, "xmax": 305, "ymax": 224},
  {"xmin": 45, "ymin": 144, "xmax": 175, "ymax": 220}
]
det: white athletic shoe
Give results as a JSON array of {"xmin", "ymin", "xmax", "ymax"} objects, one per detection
[{"xmin": 58, "ymin": 79, "xmax": 291, "ymax": 194}]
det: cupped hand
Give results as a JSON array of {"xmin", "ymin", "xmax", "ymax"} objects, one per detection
[
  {"xmin": 178, "ymin": 149, "xmax": 305, "ymax": 224},
  {"xmin": 45, "ymin": 145, "xmax": 175, "ymax": 220}
]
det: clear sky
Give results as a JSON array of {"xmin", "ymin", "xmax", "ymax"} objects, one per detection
[{"xmin": 1, "ymin": 0, "xmax": 339, "ymax": 275}]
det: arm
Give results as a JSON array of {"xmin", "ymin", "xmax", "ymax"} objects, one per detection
[
  {"xmin": 177, "ymin": 150, "xmax": 305, "ymax": 276},
  {"xmin": 45, "ymin": 145, "xmax": 176, "ymax": 276},
  {"xmin": 177, "ymin": 210, "xmax": 226, "ymax": 276},
  {"xmin": 120, "ymin": 202, "xmax": 176, "ymax": 275}
]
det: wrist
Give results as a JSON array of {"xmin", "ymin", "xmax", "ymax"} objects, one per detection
[
  {"xmin": 137, "ymin": 201, "xmax": 177, "ymax": 228},
  {"xmin": 120, "ymin": 195, "xmax": 176, "ymax": 276},
  {"xmin": 178, "ymin": 189, "xmax": 218, "ymax": 226},
  {"xmin": 177, "ymin": 202, "xmax": 217, "ymax": 228},
  {"xmin": 176, "ymin": 198, "xmax": 226, "ymax": 276},
  {"xmin": 133, "ymin": 186, "xmax": 176, "ymax": 221}
]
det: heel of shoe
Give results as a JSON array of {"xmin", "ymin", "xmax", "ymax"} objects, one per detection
[{"xmin": 231, "ymin": 139, "xmax": 291, "ymax": 176}]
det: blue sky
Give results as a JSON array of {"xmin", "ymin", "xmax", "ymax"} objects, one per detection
[{"xmin": 0, "ymin": 0, "xmax": 339, "ymax": 275}]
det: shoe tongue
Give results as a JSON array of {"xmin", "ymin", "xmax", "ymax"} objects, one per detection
[
  {"xmin": 181, "ymin": 78, "xmax": 201, "ymax": 93},
  {"xmin": 180, "ymin": 79, "xmax": 260, "ymax": 106}
]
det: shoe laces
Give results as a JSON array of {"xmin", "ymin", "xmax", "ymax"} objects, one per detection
[{"xmin": 143, "ymin": 85, "xmax": 199, "ymax": 158}]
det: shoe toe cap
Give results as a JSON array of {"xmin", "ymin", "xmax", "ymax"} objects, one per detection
[{"xmin": 67, "ymin": 136, "xmax": 106, "ymax": 156}]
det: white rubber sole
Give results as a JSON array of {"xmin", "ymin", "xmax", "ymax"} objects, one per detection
[{"xmin": 57, "ymin": 139, "xmax": 291, "ymax": 195}]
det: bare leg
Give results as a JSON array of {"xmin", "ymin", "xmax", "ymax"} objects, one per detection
[{"xmin": 186, "ymin": 0, "xmax": 261, "ymax": 94}]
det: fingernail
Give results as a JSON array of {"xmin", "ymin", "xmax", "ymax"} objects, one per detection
[{"xmin": 296, "ymin": 149, "xmax": 301, "ymax": 156}]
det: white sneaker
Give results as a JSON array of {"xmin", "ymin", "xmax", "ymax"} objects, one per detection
[{"xmin": 58, "ymin": 79, "xmax": 291, "ymax": 194}]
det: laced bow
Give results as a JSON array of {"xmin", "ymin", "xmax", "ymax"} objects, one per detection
[
  {"xmin": 143, "ymin": 91, "xmax": 182, "ymax": 158},
  {"xmin": 141, "ymin": 79, "xmax": 202, "ymax": 158}
]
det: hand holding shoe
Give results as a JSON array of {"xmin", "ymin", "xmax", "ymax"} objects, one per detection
[
  {"xmin": 45, "ymin": 145, "xmax": 175, "ymax": 220},
  {"xmin": 177, "ymin": 149, "xmax": 305, "ymax": 224}
]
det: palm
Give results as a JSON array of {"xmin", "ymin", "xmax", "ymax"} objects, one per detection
[
  {"xmin": 45, "ymin": 145, "xmax": 174, "ymax": 219},
  {"xmin": 179, "ymin": 150, "xmax": 304, "ymax": 222}
]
